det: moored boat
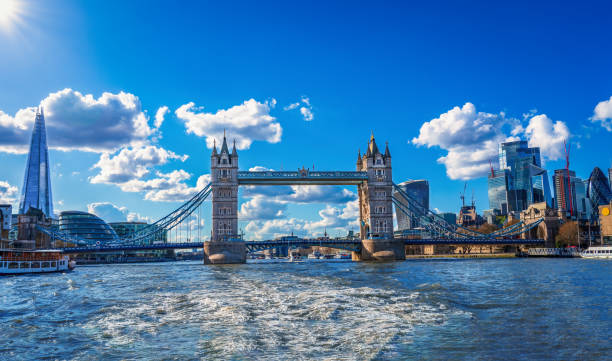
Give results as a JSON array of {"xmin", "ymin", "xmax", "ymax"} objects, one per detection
[
  {"xmin": 580, "ymin": 245, "xmax": 612, "ymax": 259},
  {"xmin": 1, "ymin": 249, "xmax": 75, "ymax": 275}
]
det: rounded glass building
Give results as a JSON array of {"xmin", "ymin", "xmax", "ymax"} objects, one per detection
[
  {"xmin": 59, "ymin": 211, "xmax": 119, "ymax": 245},
  {"xmin": 588, "ymin": 167, "xmax": 612, "ymax": 210}
]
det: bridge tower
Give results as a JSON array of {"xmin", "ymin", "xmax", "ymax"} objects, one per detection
[
  {"xmin": 204, "ymin": 132, "xmax": 246, "ymax": 264},
  {"xmin": 355, "ymin": 134, "xmax": 405, "ymax": 261}
]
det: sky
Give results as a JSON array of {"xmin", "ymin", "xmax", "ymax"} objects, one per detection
[{"xmin": 0, "ymin": 0, "xmax": 611, "ymax": 240}]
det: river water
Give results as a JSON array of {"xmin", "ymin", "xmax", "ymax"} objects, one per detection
[{"xmin": 1, "ymin": 258, "xmax": 611, "ymax": 360}]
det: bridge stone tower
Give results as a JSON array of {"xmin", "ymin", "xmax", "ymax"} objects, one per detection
[
  {"xmin": 204, "ymin": 132, "xmax": 246, "ymax": 264},
  {"xmin": 354, "ymin": 134, "xmax": 405, "ymax": 261}
]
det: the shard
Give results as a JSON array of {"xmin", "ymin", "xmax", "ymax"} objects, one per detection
[{"xmin": 19, "ymin": 107, "xmax": 54, "ymax": 217}]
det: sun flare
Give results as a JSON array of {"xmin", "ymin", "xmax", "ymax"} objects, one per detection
[{"xmin": 0, "ymin": 0, "xmax": 23, "ymax": 32}]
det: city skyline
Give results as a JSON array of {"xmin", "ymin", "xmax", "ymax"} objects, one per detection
[{"xmin": 1, "ymin": 1, "xmax": 612, "ymax": 240}]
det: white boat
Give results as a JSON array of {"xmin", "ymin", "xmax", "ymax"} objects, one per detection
[
  {"xmin": 1, "ymin": 249, "xmax": 75, "ymax": 275},
  {"xmin": 580, "ymin": 246, "xmax": 612, "ymax": 259}
]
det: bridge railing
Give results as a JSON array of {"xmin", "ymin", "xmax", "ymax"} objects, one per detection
[{"xmin": 237, "ymin": 171, "xmax": 368, "ymax": 179}]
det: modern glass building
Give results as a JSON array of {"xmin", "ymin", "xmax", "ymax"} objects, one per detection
[
  {"xmin": 59, "ymin": 211, "xmax": 119, "ymax": 245},
  {"xmin": 19, "ymin": 107, "xmax": 54, "ymax": 217},
  {"xmin": 573, "ymin": 179, "xmax": 592, "ymax": 220},
  {"xmin": 487, "ymin": 169, "xmax": 510, "ymax": 214},
  {"xmin": 587, "ymin": 167, "xmax": 612, "ymax": 211},
  {"xmin": 553, "ymin": 169, "xmax": 577, "ymax": 213},
  {"xmin": 394, "ymin": 179, "xmax": 429, "ymax": 230},
  {"xmin": 438, "ymin": 212, "xmax": 457, "ymax": 225},
  {"xmin": 488, "ymin": 140, "xmax": 552, "ymax": 214}
]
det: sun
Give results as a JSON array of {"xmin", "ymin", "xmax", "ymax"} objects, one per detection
[{"xmin": 0, "ymin": 0, "xmax": 23, "ymax": 32}]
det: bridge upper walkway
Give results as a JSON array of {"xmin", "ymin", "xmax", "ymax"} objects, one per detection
[{"xmin": 237, "ymin": 171, "xmax": 368, "ymax": 185}]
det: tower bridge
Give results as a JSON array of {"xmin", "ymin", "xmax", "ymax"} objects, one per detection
[{"xmin": 39, "ymin": 132, "xmax": 546, "ymax": 264}]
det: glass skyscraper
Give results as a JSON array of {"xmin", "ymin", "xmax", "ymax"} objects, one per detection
[
  {"xmin": 552, "ymin": 169, "xmax": 591, "ymax": 220},
  {"xmin": 394, "ymin": 179, "xmax": 429, "ymax": 230},
  {"xmin": 488, "ymin": 140, "xmax": 552, "ymax": 214},
  {"xmin": 588, "ymin": 167, "xmax": 612, "ymax": 210},
  {"xmin": 19, "ymin": 107, "xmax": 54, "ymax": 217}
]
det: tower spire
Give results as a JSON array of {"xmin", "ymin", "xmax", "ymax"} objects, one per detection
[
  {"xmin": 19, "ymin": 107, "xmax": 53, "ymax": 217},
  {"xmin": 232, "ymin": 138, "xmax": 238, "ymax": 157},
  {"xmin": 220, "ymin": 130, "xmax": 229, "ymax": 154},
  {"xmin": 211, "ymin": 139, "xmax": 218, "ymax": 156}
]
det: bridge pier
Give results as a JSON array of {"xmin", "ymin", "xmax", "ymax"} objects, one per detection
[
  {"xmin": 203, "ymin": 241, "xmax": 246, "ymax": 264},
  {"xmin": 353, "ymin": 239, "xmax": 406, "ymax": 261}
]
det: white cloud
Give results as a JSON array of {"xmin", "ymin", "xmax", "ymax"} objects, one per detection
[
  {"xmin": 283, "ymin": 102, "xmax": 300, "ymax": 111},
  {"xmin": 412, "ymin": 102, "xmax": 571, "ymax": 180},
  {"xmin": 90, "ymin": 145, "xmax": 188, "ymax": 184},
  {"xmin": 239, "ymin": 196, "xmax": 287, "ymax": 220},
  {"xmin": 300, "ymin": 106, "xmax": 314, "ymax": 121},
  {"xmin": 154, "ymin": 106, "xmax": 169, "ymax": 129},
  {"xmin": 243, "ymin": 199, "xmax": 359, "ymax": 240},
  {"xmin": 0, "ymin": 180, "xmax": 19, "ymax": 205},
  {"xmin": 591, "ymin": 96, "xmax": 612, "ymax": 132},
  {"xmin": 283, "ymin": 96, "xmax": 314, "ymax": 121},
  {"xmin": 524, "ymin": 114, "xmax": 570, "ymax": 161},
  {"xmin": 142, "ymin": 173, "xmax": 211, "ymax": 202},
  {"xmin": 87, "ymin": 202, "xmax": 151, "ymax": 223},
  {"xmin": 175, "ymin": 99, "xmax": 282, "ymax": 150},
  {"xmin": 0, "ymin": 88, "xmax": 157, "ymax": 153},
  {"xmin": 412, "ymin": 103, "xmax": 512, "ymax": 180}
]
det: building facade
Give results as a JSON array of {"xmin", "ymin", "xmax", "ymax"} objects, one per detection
[
  {"xmin": 487, "ymin": 169, "xmax": 511, "ymax": 214},
  {"xmin": 438, "ymin": 212, "xmax": 457, "ymax": 225},
  {"xmin": 0, "ymin": 204, "xmax": 11, "ymax": 246},
  {"xmin": 59, "ymin": 211, "xmax": 119, "ymax": 245},
  {"xmin": 19, "ymin": 107, "xmax": 54, "ymax": 218},
  {"xmin": 599, "ymin": 201, "xmax": 612, "ymax": 244},
  {"xmin": 488, "ymin": 140, "xmax": 552, "ymax": 214},
  {"xmin": 394, "ymin": 179, "xmax": 429, "ymax": 230},
  {"xmin": 587, "ymin": 167, "xmax": 612, "ymax": 212}
]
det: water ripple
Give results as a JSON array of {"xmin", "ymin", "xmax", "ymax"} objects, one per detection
[{"xmin": 1, "ymin": 259, "xmax": 611, "ymax": 360}]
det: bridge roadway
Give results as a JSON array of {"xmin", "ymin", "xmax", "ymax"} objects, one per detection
[{"xmin": 60, "ymin": 238, "xmax": 545, "ymax": 253}]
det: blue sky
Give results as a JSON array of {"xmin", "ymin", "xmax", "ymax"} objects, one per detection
[{"xmin": 1, "ymin": 0, "xmax": 611, "ymax": 239}]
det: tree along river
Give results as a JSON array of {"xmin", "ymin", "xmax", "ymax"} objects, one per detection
[{"xmin": 1, "ymin": 258, "xmax": 611, "ymax": 360}]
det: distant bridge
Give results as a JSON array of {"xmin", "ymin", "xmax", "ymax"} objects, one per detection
[{"xmin": 59, "ymin": 237, "xmax": 545, "ymax": 254}]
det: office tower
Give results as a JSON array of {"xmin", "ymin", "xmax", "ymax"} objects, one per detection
[
  {"xmin": 19, "ymin": 107, "xmax": 54, "ymax": 217},
  {"xmin": 553, "ymin": 169, "xmax": 592, "ymax": 220},
  {"xmin": 394, "ymin": 179, "xmax": 429, "ymax": 230},
  {"xmin": 588, "ymin": 167, "xmax": 612, "ymax": 209},
  {"xmin": 488, "ymin": 140, "xmax": 552, "ymax": 214}
]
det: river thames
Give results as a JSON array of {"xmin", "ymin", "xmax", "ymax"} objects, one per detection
[{"xmin": 1, "ymin": 258, "xmax": 611, "ymax": 360}]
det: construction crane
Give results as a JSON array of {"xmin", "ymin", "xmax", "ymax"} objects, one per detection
[{"xmin": 460, "ymin": 182, "xmax": 467, "ymax": 208}]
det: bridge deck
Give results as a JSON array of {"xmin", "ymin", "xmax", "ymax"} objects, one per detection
[
  {"xmin": 60, "ymin": 238, "xmax": 544, "ymax": 253},
  {"xmin": 237, "ymin": 171, "xmax": 368, "ymax": 185}
]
